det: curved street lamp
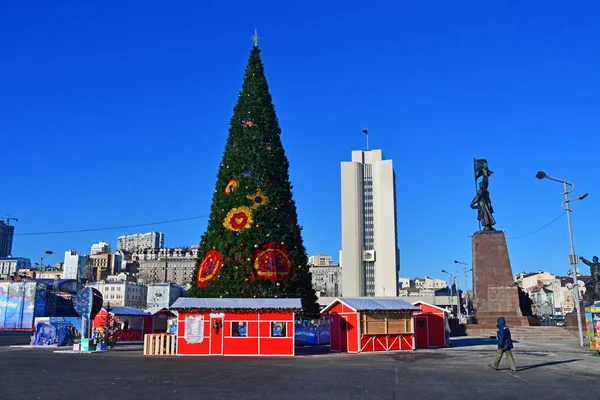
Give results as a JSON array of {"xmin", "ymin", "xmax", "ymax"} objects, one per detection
[{"xmin": 536, "ymin": 170, "xmax": 587, "ymax": 346}]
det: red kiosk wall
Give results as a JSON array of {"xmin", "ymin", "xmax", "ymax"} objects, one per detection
[
  {"xmin": 176, "ymin": 310, "xmax": 295, "ymax": 356},
  {"xmin": 328, "ymin": 302, "xmax": 359, "ymax": 353},
  {"xmin": 210, "ymin": 315, "xmax": 224, "ymax": 355},
  {"xmin": 177, "ymin": 312, "xmax": 211, "ymax": 355},
  {"xmin": 415, "ymin": 315, "xmax": 428, "ymax": 349},
  {"xmin": 413, "ymin": 301, "xmax": 447, "ymax": 348}
]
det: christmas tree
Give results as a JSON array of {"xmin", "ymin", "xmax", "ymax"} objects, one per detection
[{"xmin": 189, "ymin": 41, "xmax": 318, "ymax": 315}]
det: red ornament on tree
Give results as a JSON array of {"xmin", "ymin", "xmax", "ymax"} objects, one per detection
[
  {"xmin": 197, "ymin": 249, "xmax": 223, "ymax": 288},
  {"xmin": 252, "ymin": 242, "xmax": 292, "ymax": 280}
]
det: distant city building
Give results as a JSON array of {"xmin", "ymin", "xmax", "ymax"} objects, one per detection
[
  {"xmin": 0, "ymin": 221, "xmax": 15, "ymax": 258},
  {"xmin": 310, "ymin": 263, "xmax": 342, "ymax": 297},
  {"xmin": 91, "ymin": 241, "xmax": 111, "ymax": 255},
  {"xmin": 398, "ymin": 277, "xmax": 410, "ymax": 289},
  {"xmin": 413, "ymin": 277, "xmax": 447, "ymax": 290},
  {"xmin": 62, "ymin": 250, "xmax": 87, "ymax": 281},
  {"xmin": 89, "ymin": 252, "xmax": 122, "ymax": 281},
  {"xmin": 117, "ymin": 232, "xmax": 164, "ymax": 252},
  {"xmin": 341, "ymin": 149, "xmax": 400, "ymax": 297},
  {"xmin": 0, "ymin": 257, "xmax": 31, "ymax": 279},
  {"xmin": 135, "ymin": 247, "xmax": 199, "ymax": 286},
  {"xmin": 515, "ymin": 271, "xmax": 586, "ymax": 316},
  {"xmin": 36, "ymin": 269, "xmax": 63, "ymax": 279},
  {"xmin": 146, "ymin": 282, "xmax": 187, "ymax": 310},
  {"xmin": 308, "ymin": 254, "xmax": 333, "ymax": 267},
  {"xmin": 87, "ymin": 276, "xmax": 148, "ymax": 309}
]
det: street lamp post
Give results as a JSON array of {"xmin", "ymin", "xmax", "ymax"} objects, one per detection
[
  {"xmin": 536, "ymin": 170, "xmax": 587, "ymax": 347},
  {"xmin": 455, "ymin": 260, "xmax": 472, "ymax": 318},
  {"xmin": 38, "ymin": 250, "xmax": 53, "ymax": 274},
  {"xmin": 442, "ymin": 269, "xmax": 461, "ymax": 321}
]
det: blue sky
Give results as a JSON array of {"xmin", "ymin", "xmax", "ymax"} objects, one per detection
[{"xmin": 2, "ymin": 1, "xmax": 599, "ymax": 285}]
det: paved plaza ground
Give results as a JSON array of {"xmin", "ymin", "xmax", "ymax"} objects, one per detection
[{"xmin": 1, "ymin": 337, "xmax": 598, "ymax": 400}]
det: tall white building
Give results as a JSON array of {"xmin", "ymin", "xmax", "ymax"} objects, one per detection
[
  {"xmin": 117, "ymin": 232, "xmax": 164, "ymax": 252},
  {"xmin": 62, "ymin": 250, "xmax": 87, "ymax": 281},
  {"xmin": 341, "ymin": 149, "xmax": 399, "ymax": 297},
  {"xmin": 91, "ymin": 241, "xmax": 111, "ymax": 255},
  {"xmin": 308, "ymin": 254, "xmax": 333, "ymax": 266}
]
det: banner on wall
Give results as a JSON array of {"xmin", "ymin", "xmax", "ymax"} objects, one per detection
[
  {"xmin": 294, "ymin": 317, "xmax": 331, "ymax": 345},
  {"xmin": 0, "ymin": 282, "xmax": 10, "ymax": 328},
  {"xmin": 31, "ymin": 318, "xmax": 57, "ymax": 345},
  {"xmin": 20, "ymin": 283, "xmax": 37, "ymax": 329},
  {"xmin": 3, "ymin": 283, "xmax": 25, "ymax": 329},
  {"xmin": 34, "ymin": 285, "xmax": 47, "ymax": 317},
  {"xmin": 31, "ymin": 317, "xmax": 82, "ymax": 346},
  {"xmin": 184, "ymin": 316, "xmax": 204, "ymax": 344}
]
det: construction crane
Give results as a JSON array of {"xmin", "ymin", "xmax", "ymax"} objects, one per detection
[{"xmin": 1, "ymin": 216, "xmax": 19, "ymax": 225}]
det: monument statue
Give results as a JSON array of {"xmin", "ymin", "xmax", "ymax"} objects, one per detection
[
  {"xmin": 580, "ymin": 255, "xmax": 600, "ymax": 306},
  {"xmin": 471, "ymin": 158, "xmax": 496, "ymax": 231}
]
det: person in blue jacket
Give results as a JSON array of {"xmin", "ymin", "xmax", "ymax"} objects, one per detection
[{"xmin": 490, "ymin": 317, "xmax": 517, "ymax": 371}]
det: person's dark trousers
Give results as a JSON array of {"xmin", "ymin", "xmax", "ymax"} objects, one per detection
[{"xmin": 491, "ymin": 349, "xmax": 517, "ymax": 371}]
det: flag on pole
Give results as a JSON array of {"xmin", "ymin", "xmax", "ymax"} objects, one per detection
[
  {"xmin": 474, "ymin": 158, "xmax": 493, "ymax": 180},
  {"xmin": 362, "ymin": 128, "xmax": 368, "ymax": 135}
]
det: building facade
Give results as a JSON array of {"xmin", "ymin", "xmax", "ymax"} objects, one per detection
[
  {"xmin": 398, "ymin": 277, "xmax": 410, "ymax": 289},
  {"xmin": 0, "ymin": 257, "xmax": 31, "ymax": 279},
  {"xmin": 91, "ymin": 241, "xmax": 111, "ymax": 255},
  {"xmin": 36, "ymin": 269, "xmax": 63, "ymax": 279},
  {"xmin": 308, "ymin": 254, "xmax": 333, "ymax": 266},
  {"xmin": 62, "ymin": 250, "xmax": 87, "ymax": 281},
  {"xmin": 135, "ymin": 247, "xmax": 198, "ymax": 287},
  {"xmin": 414, "ymin": 277, "xmax": 447, "ymax": 290},
  {"xmin": 0, "ymin": 221, "xmax": 15, "ymax": 258},
  {"xmin": 89, "ymin": 252, "xmax": 122, "ymax": 281},
  {"xmin": 310, "ymin": 263, "xmax": 342, "ymax": 297},
  {"xmin": 87, "ymin": 276, "xmax": 148, "ymax": 309},
  {"xmin": 516, "ymin": 271, "xmax": 587, "ymax": 316},
  {"xmin": 341, "ymin": 149, "xmax": 399, "ymax": 297},
  {"xmin": 117, "ymin": 232, "xmax": 164, "ymax": 252},
  {"xmin": 146, "ymin": 282, "xmax": 187, "ymax": 310}
]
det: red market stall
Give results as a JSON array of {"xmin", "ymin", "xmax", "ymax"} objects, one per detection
[
  {"xmin": 145, "ymin": 307, "xmax": 178, "ymax": 334},
  {"xmin": 412, "ymin": 301, "xmax": 450, "ymax": 348},
  {"xmin": 322, "ymin": 298, "xmax": 419, "ymax": 353},
  {"xmin": 170, "ymin": 298, "xmax": 301, "ymax": 357},
  {"xmin": 93, "ymin": 307, "xmax": 152, "ymax": 342}
]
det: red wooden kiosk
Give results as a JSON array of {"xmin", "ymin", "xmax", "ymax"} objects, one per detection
[
  {"xmin": 322, "ymin": 298, "xmax": 419, "ymax": 353},
  {"xmin": 412, "ymin": 301, "xmax": 450, "ymax": 348},
  {"xmin": 93, "ymin": 306, "xmax": 152, "ymax": 342},
  {"xmin": 170, "ymin": 298, "xmax": 301, "ymax": 356}
]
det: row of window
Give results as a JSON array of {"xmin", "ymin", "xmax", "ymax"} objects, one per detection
[{"xmin": 231, "ymin": 321, "xmax": 287, "ymax": 338}]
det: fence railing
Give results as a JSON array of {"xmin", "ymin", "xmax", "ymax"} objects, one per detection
[{"xmin": 143, "ymin": 333, "xmax": 176, "ymax": 356}]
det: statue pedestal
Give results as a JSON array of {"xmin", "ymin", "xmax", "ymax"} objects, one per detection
[{"xmin": 470, "ymin": 231, "xmax": 529, "ymax": 330}]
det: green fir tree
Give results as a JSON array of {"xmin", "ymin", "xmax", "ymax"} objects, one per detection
[{"xmin": 189, "ymin": 44, "xmax": 318, "ymax": 315}]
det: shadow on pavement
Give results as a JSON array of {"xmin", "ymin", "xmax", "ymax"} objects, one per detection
[
  {"xmin": 517, "ymin": 359, "xmax": 581, "ymax": 371},
  {"xmin": 449, "ymin": 338, "xmax": 497, "ymax": 347},
  {"xmin": 449, "ymin": 337, "xmax": 521, "ymax": 347},
  {"xmin": 295, "ymin": 345, "xmax": 332, "ymax": 356}
]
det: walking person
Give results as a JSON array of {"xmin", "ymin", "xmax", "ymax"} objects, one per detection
[{"xmin": 490, "ymin": 317, "xmax": 517, "ymax": 371}]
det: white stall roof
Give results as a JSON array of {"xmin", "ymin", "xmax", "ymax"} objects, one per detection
[
  {"xmin": 321, "ymin": 298, "xmax": 420, "ymax": 314},
  {"xmin": 170, "ymin": 297, "xmax": 302, "ymax": 310}
]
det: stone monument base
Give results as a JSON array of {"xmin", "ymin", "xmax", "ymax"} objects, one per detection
[{"xmin": 469, "ymin": 230, "xmax": 531, "ymax": 335}]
